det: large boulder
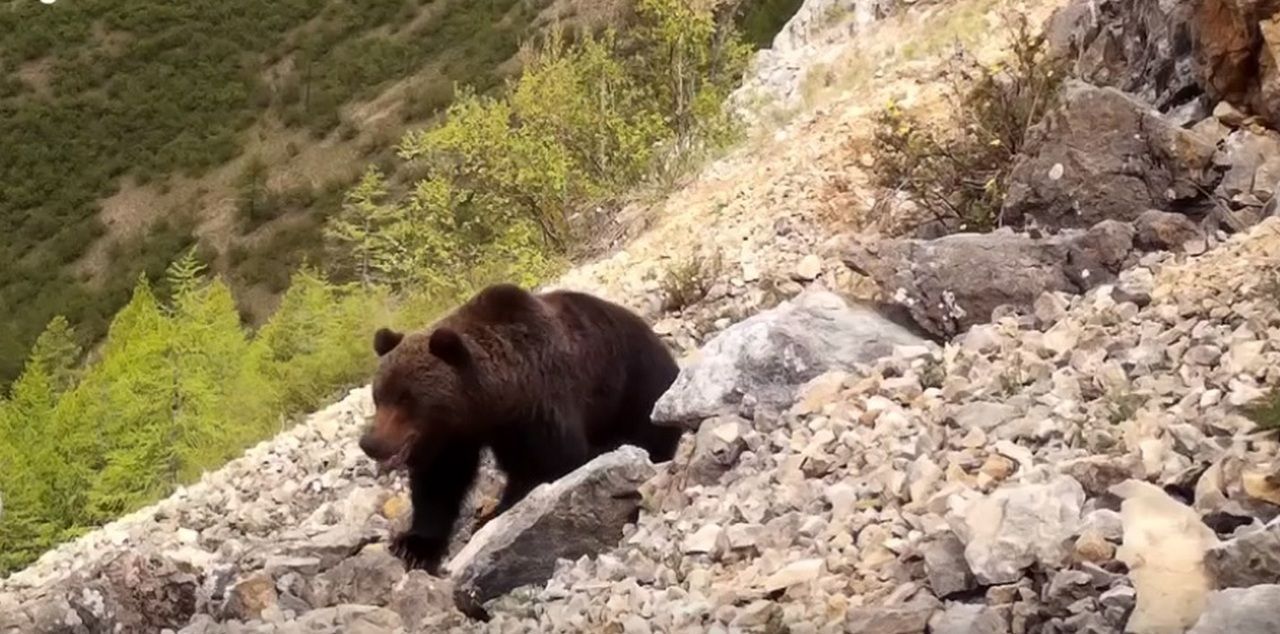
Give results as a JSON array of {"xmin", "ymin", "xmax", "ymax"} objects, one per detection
[
  {"xmin": 946, "ymin": 476, "xmax": 1085, "ymax": 585},
  {"xmin": 1195, "ymin": 0, "xmax": 1280, "ymax": 130},
  {"xmin": 1204, "ymin": 519, "xmax": 1280, "ymax": 587},
  {"xmin": 842, "ymin": 221, "xmax": 1135, "ymax": 338},
  {"xmin": 1003, "ymin": 81, "xmax": 1219, "ymax": 231},
  {"xmin": 1049, "ymin": 0, "xmax": 1280, "ymax": 129},
  {"xmin": 1047, "ymin": 0, "xmax": 1203, "ymax": 116},
  {"xmin": 650, "ymin": 289, "xmax": 927, "ymax": 426},
  {"xmin": 1188, "ymin": 585, "xmax": 1280, "ymax": 634},
  {"xmin": 445, "ymin": 446, "xmax": 657, "ymax": 619}
]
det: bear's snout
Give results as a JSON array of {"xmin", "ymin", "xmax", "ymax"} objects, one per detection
[{"xmin": 358, "ymin": 434, "xmax": 391, "ymax": 460}]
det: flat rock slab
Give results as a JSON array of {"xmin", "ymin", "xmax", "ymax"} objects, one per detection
[
  {"xmin": 445, "ymin": 446, "xmax": 656, "ymax": 618},
  {"xmin": 650, "ymin": 290, "xmax": 926, "ymax": 426},
  {"xmin": 843, "ymin": 222, "xmax": 1135, "ymax": 338}
]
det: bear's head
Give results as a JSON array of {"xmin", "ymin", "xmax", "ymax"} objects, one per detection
[{"xmin": 358, "ymin": 325, "xmax": 475, "ymax": 470}]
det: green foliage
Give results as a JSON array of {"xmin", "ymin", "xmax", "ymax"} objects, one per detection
[
  {"xmin": 661, "ymin": 251, "xmax": 724, "ymax": 312},
  {"xmin": 736, "ymin": 0, "xmax": 806, "ymax": 49},
  {"xmin": 27, "ymin": 316, "xmax": 83, "ymax": 396},
  {"xmin": 1245, "ymin": 390, "xmax": 1280, "ymax": 432},
  {"xmin": 633, "ymin": 0, "xmax": 752, "ymax": 151},
  {"xmin": 0, "ymin": 0, "xmax": 768, "ymax": 576},
  {"xmin": 0, "ymin": 262, "xmax": 392, "ymax": 574},
  {"xmin": 0, "ymin": 0, "xmax": 554, "ymax": 388},
  {"xmin": 385, "ymin": 1, "xmax": 747, "ymax": 278},
  {"xmin": 324, "ymin": 166, "xmax": 400, "ymax": 287},
  {"xmin": 869, "ymin": 11, "xmax": 1065, "ymax": 233}
]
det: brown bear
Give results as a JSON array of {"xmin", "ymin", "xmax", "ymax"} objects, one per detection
[{"xmin": 358, "ymin": 283, "xmax": 683, "ymax": 572}]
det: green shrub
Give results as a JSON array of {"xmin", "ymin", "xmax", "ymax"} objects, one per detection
[
  {"xmin": 869, "ymin": 11, "xmax": 1064, "ymax": 233},
  {"xmin": 660, "ymin": 251, "xmax": 723, "ymax": 313}
]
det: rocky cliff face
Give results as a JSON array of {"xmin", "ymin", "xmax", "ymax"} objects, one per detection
[{"xmin": 6, "ymin": 0, "xmax": 1280, "ymax": 632}]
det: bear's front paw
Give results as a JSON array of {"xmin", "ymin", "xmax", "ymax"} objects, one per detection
[{"xmin": 390, "ymin": 533, "xmax": 448, "ymax": 574}]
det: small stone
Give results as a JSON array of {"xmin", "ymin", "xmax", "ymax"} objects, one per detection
[
  {"xmin": 1073, "ymin": 529, "xmax": 1116, "ymax": 563},
  {"xmin": 978, "ymin": 454, "xmax": 1016, "ymax": 483},
  {"xmin": 1241, "ymin": 467, "xmax": 1280, "ymax": 506},
  {"xmin": 952, "ymin": 476, "xmax": 1084, "ymax": 584},
  {"xmin": 381, "ymin": 494, "xmax": 410, "ymax": 520},
  {"xmin": 224, "ymin": 573, "xmax": 278, "ymax": 621},
  {"xmin": 928, "ymin": 603, "xmax": 1008, "ymax": 634},
  {"xmin": 725, "ymin": 523, "xmax": 764, "ymax": 550},
  {"xmin": 1034, "ymin": 292, "xmax": 1070, "ymax": 326},
  {"xmin": 951, "ymin": 402, "xmax": 1020, "ymax": 432},
  {"xmin": 1184, "ymin": 345, "xmax": 1223, "ymax": 366},
  {"xmin": 682, "ymin": 523, "xmax": 724, "ymax": 555},
  {"xmin": 845, "ymin": 601, "xmax": 938, "ymax": 633},
  {"xmin": 793, "ymin": 255, "xmax": 823, "ymax": 281},
  {"xmin": 923, "ymin": 533, "xmax": 976, "ymax": 598},
  {"xmin": 1213, "ymin": 101, "xmax": 1248, "ymax": 127},
  {"xmin": 760, "ymin": 558, "xmax": 823, "ymax": 592},
  {"xmin": 1205, "ymin": 522, "xmax": 1280, "ymax": 587}
]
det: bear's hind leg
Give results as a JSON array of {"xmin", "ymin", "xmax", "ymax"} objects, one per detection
[{"xmin": 395, "ymin": 440, "xmax": 481, "ymax": 573}]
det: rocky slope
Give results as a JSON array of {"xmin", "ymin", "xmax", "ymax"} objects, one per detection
[{"xmin": 5, "ymin": 0, "xmax": 1280, "ymax": 632}]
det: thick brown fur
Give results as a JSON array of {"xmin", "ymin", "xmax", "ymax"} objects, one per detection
[{"xmin": 359, "ymin": 283, "xmax": 682, "ymax": 573}]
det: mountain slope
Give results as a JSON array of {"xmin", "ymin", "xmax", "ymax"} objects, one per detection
[
  {"xmin": 6, "ymin": 0, "xmax": 1280, "ymax": 632},
  {"xmin": 0, "ymin": 0, "xmax": 623, "ymax": 384}
]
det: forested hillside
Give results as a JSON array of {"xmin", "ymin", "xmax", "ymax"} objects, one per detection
[
  {"xmin": 0, "ymin": 0, "xmax": 802, "ymax": 575},
  {"xmin": 0, "ymin": 0, "xmax": 554, "ymax": 382}
]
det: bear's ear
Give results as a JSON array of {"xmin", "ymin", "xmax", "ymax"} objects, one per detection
[
  {"xmin": 373, "ymin": 328, "xmax": 404, "ymax": 357},
  {"xmin": 428, "ymin": 327, "xmax": 470, "ymax": 367}
]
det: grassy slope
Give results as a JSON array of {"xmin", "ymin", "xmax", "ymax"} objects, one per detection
[
  {"xmin": 0, "ymin": 0, "xmax": 802, "ymax": 385},
  {"xmin": 0, "ymin": 0, "xmax": 574, "ymax": 383}
]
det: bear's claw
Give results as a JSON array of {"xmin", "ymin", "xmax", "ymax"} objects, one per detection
[{"xmin": 390, "ymin": 533, "xmax": 447, "ymax": 574}]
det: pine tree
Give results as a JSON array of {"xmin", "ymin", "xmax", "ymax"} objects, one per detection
[
  {"xmin": 66, "ymin": 276, "xmax": 177, "ymax": 523},
  {"xmin": 0, "ymin": 353, "xmax": 62, "ymax": 572},
  {"xmin": 27, "ymin": 315, "xmax": 82, "ymax": 396},
  {"xmin": 324, "ymin": 166, "xmax": 398, "ymax": 288}
]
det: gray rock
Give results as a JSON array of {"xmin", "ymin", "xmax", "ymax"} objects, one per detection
[
  {"xmin": 1187, "ymin": 585, "xmax": 1280, "ymax": 634},
  {"xmin": 91, "ymin": 551, "xmax": 201, "ymax": 632},
  {"xmin": 844, "ymin": 600, "xmax": 938, "ymax": 633},
  {"xmin": 842, "ymin": 223, "xmax": 1134, "ymax": 337},
  {"xmin": 928, "ymin": 603, "xmax": 1009, "ymax": 634},
  {"xmin": 1214, "ymin": 130, "xmax": 1280, "ymax": 203},
  {"xmin": 950, "ymin": 402, "xmax": 1020, "ymax": 432},
  {"xmin": 1205, "ymin": 521, "xmax": 1280, "ymax": 588},
  {"xmin": 651, "ymin": 290, "xmax": 925, "ymax": 425},
  {"xmin": 291, "ymin": 604, "xmax": 404, "ymax": 633},
  {"xmin": 387, "ymin": 571, "xmax": 462, "ymax": 632},
  {"xmin": 1003, "ymin": 82, "xmax": 1217, "ymax": 231},
  {"xmin": 687, "ymin": 416, "xmax": 748, "ymax": 485},
  {"xmin": 1059, "ymin": 455, "xmax": 1141, "ymax": 497},
  {"xmin": 445, "ymin": 446, "xmax": 657, "ymax": 618},
  {"xmin": 951, "ymin": 476, "xmax": 1085, "ymax": 584},
  {"xmin": 922, "ymin": 533, "xmax": 976, "ymax": 598},
  {"xmin": 223, "ymin": 572, "xmax": 277, "ymax": 621},
  {"xmin": 1135, "ymin": 209, "xmax": 1205, "ymax": 251},
  {"xmin": 1048, "ymin": 0, "xmax": 1200, "ymax": 114},
  {"xmin": 301, "ymin": 544, "xmax": 404, "ymax": 608}
]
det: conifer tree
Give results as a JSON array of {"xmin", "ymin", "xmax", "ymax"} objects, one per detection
[
  {"xmin": 27, "ymin": 316, "xmax": 82, "ymax": 396},
  {"xmin": 324, "ymin": 166, "xmax": 397, "ymax": 288},
  {"xmin": 0, "ymin": 361, "xmax": 59, "ymax": 571},
  {"xmin": 69, "ymin": 276, "xmax": 176, "ymax": 523}
]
